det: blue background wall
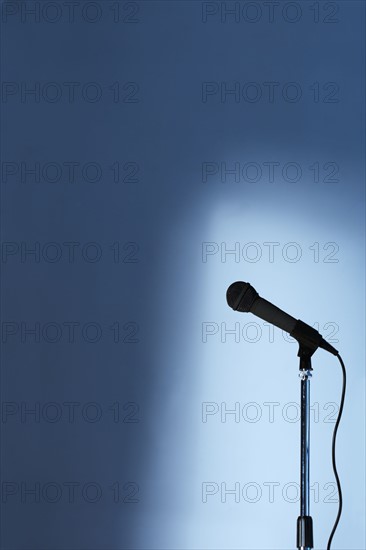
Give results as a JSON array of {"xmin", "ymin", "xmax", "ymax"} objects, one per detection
[{"xmin": 1, "ymin": 1, "xmax": 364, "ymax": 549}]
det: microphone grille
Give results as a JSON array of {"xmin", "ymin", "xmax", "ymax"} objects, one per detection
[{"xmin": 226, "ymin": 281, "xmax": 259, "ymax": 312}]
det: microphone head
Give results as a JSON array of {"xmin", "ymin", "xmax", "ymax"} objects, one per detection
[{"xmin": 226, "ymin": 281, "xmax": 259, "ymax": 312}]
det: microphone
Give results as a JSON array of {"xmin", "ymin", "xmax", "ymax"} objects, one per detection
[{"xmin": 226, "ymin": 281, "xmax": 338, "ymax": 356}]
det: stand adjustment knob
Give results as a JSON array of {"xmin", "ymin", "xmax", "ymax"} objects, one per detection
[{"xmin": 297, "ymin": 515, "xmax": 313, "ymax": 549}]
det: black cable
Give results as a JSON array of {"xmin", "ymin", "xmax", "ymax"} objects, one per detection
[{"xmin": 327, "ymin": 353, "xmax": 346, "ymax": 550}]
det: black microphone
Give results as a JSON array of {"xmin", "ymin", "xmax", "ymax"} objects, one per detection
[{"xmin": 226, "ymin": 281, "xmax": 338, "ymax": 356}]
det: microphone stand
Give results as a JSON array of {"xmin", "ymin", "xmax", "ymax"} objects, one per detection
[
  {"xmin": 225, "ymin": 282, "xmax": 341, "ymax": 549},
  {"xmin": 297, "ymin": 345, "xmax": 315, "ymax": 550}
]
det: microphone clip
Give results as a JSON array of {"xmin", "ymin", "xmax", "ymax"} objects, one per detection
[{"xmin": 290, "ymin": 320, "xmax": 323, "ymax": 369}]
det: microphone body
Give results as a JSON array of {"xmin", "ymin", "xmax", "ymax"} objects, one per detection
[
  {"xmin": 226, "ymin": 282, "xmax": 338, "ymax": 356},
  {"xmin": 251, "ymin": 297, "xmax": 297, "ymax": 334}
]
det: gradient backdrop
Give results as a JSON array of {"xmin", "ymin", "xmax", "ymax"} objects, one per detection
[{"xmin": 1, "ymin": 1, "xmax": 365, "ymax": 549}]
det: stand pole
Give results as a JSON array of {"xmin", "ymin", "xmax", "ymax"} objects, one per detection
[{"xmin": 297, "ymin": 352, "xmax": 314, "ymax": 550}]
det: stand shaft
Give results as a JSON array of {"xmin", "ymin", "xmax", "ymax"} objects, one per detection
[
  {"xmin": 300, "ymin": 373, "xmax": 311, "ymax": 517},
  {"xmin": 297, "ymin": 354, "xmax": 313, "ymax": 550}
]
